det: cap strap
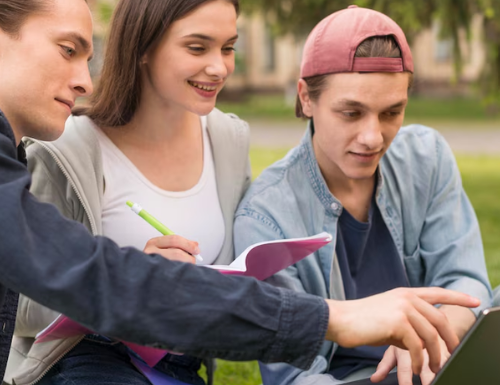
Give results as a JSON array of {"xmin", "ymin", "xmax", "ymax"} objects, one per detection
[{"xmin": 352, "ymin": 57, "xmax": 404, "ymax": 72}]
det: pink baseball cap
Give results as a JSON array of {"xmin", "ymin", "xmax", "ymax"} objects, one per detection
[{"xmin": 300, "ymin": 5, "xmax": 414, "ymax": 78}]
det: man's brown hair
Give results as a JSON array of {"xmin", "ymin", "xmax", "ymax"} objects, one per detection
[{"xmin": 0, "ymin": 0, "xmax": 51, "ymax": 36}]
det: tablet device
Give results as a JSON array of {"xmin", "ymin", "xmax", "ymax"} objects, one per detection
[
  {"xmin": 344, "ymin": 306, "xmax": 500, "ymax": 385},
  {"xmin": 432, "ymin": 306, "xmax": 500, "ymax": 384}
]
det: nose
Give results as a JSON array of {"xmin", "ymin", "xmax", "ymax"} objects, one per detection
[
  {"xmin": 205, "ymin": 52, "xmax": 229, "ymax": 80},
  {"xmin": 358, "ymin": 115, "xmax": 384, "ymax": 149},
  {"xmin": 71, "ymin": 62, "xmax": 94, "ymax": 97}
]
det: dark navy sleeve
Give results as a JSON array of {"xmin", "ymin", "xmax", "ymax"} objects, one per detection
[{"xmin": 0, "ymin": 116, "xmax": 328, "ymax": 369}]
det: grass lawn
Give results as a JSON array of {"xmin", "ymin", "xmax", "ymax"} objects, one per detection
[{"xmin": 208, "ymin": 149, "xmax": 500, "ymax": 385}]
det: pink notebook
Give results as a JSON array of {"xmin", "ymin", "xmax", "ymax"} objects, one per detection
[
  {"xmin": 206, "ymin": 231, "xmax": 333, "ymax": 279},
  {"xmin": 35, "ymin": 232, "xmax": 332, "ymax": 368}
]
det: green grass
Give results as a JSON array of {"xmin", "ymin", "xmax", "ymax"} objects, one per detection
[
  {"xmin": 404, "ymin": 97, "xmax": 497, "ymax": 122},
  {"xmin": 456, "ymin": 155, "xmax": 500, "ymax": 287},
  {"xmin": 209, "ymin": 150, "xmax": 500, "ymax": 385},
  {"xmin": 217, "ymin": 95, "xmax": 500, "ymax": 127},
  {"xmin": 218, "ymin": 95, "xmax": 296, "ymax": 121}
]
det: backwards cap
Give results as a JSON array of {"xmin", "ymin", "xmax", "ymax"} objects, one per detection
[{"xmin": 300, "ymin": 5, "xmax": 414, "ymax": 78}]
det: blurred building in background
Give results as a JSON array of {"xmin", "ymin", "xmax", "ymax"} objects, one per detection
[
  {"xmin": 226, "ymin": 13, "xmax": 486, "ymax": 98},
  {"xmin": 87, "ymin": 1, "xmax": 486, "ymax": 98}
]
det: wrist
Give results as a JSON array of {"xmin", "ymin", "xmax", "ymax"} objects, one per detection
[{"xmin": 324, "ymin": 299, "xmax": 349, "ymax": 344}]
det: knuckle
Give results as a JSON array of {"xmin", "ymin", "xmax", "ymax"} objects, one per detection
[
  {"xmin": 171, "ymin": 234, "xmax": 181, "ymax": 242},
  {"xmin": 425, "ymin": 328, "xmax": 439, "ymax": 343},
  {"xmin": 434, "ymin": 311, "xmax": 448, "ymax": 327},
  {"xmin": 171, "ymin": 249, "xmax": 184, "ymax": 258},
  {"xmin": 144, "ymin": 238, "xmax": 156, "ymax": 247}
]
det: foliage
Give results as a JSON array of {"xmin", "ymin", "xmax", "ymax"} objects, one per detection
[
  {"xmin": 242, "ymin": 1, "xmax": 436, "ymax": 40},
  {"xmin": 242, "ymin": 0, "xmax": 500, "ymax": 107},
  {"xmin": 97, "ymin": 2, "xmax": 115, "ymax": 24}
]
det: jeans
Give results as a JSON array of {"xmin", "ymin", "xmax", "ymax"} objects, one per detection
[{"xmin": 37, "ymin": 335, "xmax": 205, "ymax": 385}]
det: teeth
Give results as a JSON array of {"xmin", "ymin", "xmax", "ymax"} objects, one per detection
[{"xmin": 190, "ymin": 81, "xmax": 217, "ymax": 91}]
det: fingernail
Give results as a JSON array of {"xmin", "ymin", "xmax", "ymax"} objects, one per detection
[{"xmin": 195, "ymin": 247, "xmax": 201, "ymax": 254}]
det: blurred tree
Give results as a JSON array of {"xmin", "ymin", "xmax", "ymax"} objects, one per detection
[
  {"xmin": 242, "ymin": 0, "xmax": 500, "ymax": 108},
  {"xmin": 93, "ymin": 0, "xmax": 115, "ymax": 24},
  {"xmin": 477, "ymin": 0, "xmax": 500, "ymax": 110},
  {"xmin": 242, "ymin": 1, "xmax": 435, "ymax": 41}
]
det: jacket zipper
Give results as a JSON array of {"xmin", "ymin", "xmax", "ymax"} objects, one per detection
[{"xmin": 28, "ymin": 336, "xmax": 85, "ymax": 385}]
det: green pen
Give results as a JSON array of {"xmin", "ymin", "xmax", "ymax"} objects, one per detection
[{"xmin": 126, "ymin": 200, "xmax": 203, "ymax": 263}]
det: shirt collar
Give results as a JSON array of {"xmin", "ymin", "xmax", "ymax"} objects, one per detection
[{"xmin": 0, "ymin": 109, "xmax": 27, "ymax": 165}]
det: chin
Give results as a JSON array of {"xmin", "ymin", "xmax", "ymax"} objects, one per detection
[
  {"xmin": 345, "ymin": 168, "xmax": 377, "ymax": 180},
  {"xmin": 28, "ymin": 122, "xmax": 65, "ymax": 142},
  {"xmin": 191, "ymin": 103, "xmax": 216, "ymax": 117}
]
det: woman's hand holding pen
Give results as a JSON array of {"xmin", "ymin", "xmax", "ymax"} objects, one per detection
[{"xmin": 143, "ymin": 235, "xmax": 200, "ymax": 264}]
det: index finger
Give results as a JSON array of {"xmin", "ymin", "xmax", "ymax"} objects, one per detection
[{"xmin": 410, "ymin": 288, "xmax": 480, "ymax": 309}]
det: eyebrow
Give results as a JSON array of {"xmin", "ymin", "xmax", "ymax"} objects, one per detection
[
  {"xmin": 63, "ymin": 32, "xmax": 94, "ymax": 61},
  {"xmin": 337, "ymin": 99, "xmax": 407, "ymax": 109},
  {"xmin": 181, "ymin": 33, "xmax": 239, "ymax": 43}
]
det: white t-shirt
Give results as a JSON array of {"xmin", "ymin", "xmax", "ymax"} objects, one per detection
[{"xmin": 95, "ymin": 117, "xmax": 225, "ymax": 265}]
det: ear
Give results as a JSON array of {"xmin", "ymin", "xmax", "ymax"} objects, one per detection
[
  {"xmin": 297, "ymin": 79, "xmax": 313, "ymax": 118},
  {"xmin": 139, "ymin": 53, "xmax": 148, "ymax": 65}
]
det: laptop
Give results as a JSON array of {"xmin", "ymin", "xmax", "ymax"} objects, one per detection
[{"xmin": 347, "ymin": 306, "xmax": 500, "ymax": 384}]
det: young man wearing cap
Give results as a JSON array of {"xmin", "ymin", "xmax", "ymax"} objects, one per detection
[{"xmin": 234, "ymin": 5, "xmax": 491, "ymax": 385}]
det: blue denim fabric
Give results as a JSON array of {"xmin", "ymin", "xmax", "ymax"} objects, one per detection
[
  {"xmin": 37, "ymin": 335, "xmax": 205, "ymax": 385},
  {"xmin": 234, "ymin": 123, "xmax": 492, "ymax": 385}
]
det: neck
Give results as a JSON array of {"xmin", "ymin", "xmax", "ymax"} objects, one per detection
[
  {"xmin": 103, "ymin": 103, "xmax": 201, "ymax": 149},
  {"xmin": 324, "ymin": 166, "xmax": 376, "ymax": 199}
]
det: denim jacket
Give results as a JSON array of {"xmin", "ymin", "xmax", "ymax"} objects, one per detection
[{"xmin": 234, "ymin": 123, "xmax": 492, "ymax": 385}]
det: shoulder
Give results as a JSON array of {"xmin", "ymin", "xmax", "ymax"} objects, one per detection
[
  {"xmin": 389, "ymin": 124, "xmax": 450, "ymax": 157},
  {"xmin": 238, "ymin": 144, "xmax": 303, "ymax": 213},
  {"xmin": 384, "ymin": 124, "xmax": 453, "ymax": 172},
  {"xmin": 381, "ymin": 124, "xmax": 460, "ymax": 207},
  {"xmin": 24, "ymin": 115, "xmax": 103, "ymax": 180},
  {"xmin": 207, "ymin": 108, "xmax": 249, "ymax": 144}
]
